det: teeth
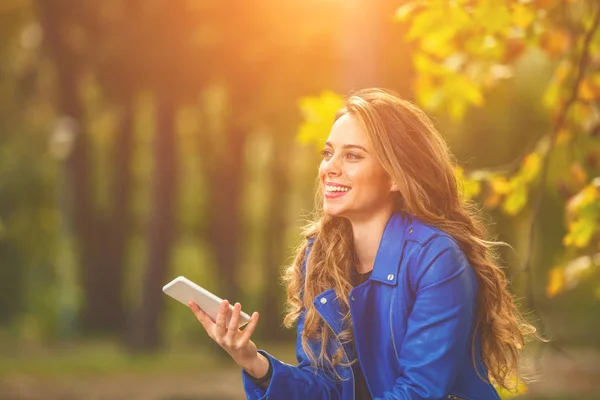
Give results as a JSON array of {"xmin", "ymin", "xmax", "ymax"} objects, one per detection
[{"xmin": 326, "ymin": 185, "xmax": 350, "ymax": 192}]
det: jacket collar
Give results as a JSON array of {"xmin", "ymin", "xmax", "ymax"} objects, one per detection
[
  {"xmin": 312, "ymin": 212, "xmax": 412, "ymax": 335},
  {"xmin": 369, "ymin": 212, "xmax": 411, "ymax": 286}
]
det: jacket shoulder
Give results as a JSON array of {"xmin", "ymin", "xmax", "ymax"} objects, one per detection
[
  {"xmin": 407, "ymin": 217, "xmax": 451, "ymax": 246},
  {"xmin": 405, "ymin": 218, "xmax": 471, "ymax": 288}
]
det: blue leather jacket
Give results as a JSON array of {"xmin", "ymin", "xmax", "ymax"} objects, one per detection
[{"xmin": 242, "ymin": 212, "xmax": 501, "ymax": 400}]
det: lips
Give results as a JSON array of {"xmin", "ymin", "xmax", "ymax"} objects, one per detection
[{"xmin": 324, "ymin": 181, "xmax": 351, "ymax": 199}]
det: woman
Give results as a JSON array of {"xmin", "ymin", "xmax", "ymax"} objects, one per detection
[{"xmin": 189, "ymin": 88, "xmax": 537, "ymax": 399}]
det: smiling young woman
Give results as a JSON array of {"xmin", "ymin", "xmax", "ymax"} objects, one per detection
[{"xmin": 189, "ymin": 88, "xmax": 538, "ymax": 400}]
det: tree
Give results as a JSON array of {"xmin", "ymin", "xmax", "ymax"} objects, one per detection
[{"xmin": 393, "ymin": 0, "xmax": 600, "ymax": 300}]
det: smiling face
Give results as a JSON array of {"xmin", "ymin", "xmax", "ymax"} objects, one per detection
[{"xmin": 319, "ymin": 113, "xmax": 399, "ymax": 221}]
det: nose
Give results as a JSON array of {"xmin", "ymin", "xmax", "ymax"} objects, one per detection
[{"xmin": 322, "ymin": 154, "xmax": 342, "ymax": 177}]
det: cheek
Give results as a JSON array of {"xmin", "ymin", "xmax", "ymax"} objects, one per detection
[
  {"xmin": 348, "ymin": 164, "xmax": 382, "ymax": 183},
  {"xmin": 318, "ymin": 161, "xmax": 327, "ymax": 178},
  {"xmin": 355, "ymin": 168, "xmax": 392, "ymax": 193}
]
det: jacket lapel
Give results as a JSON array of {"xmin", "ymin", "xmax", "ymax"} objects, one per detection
[{"xmin": 313, "ymin": 212, "xmax": 411, "ymax": 332}]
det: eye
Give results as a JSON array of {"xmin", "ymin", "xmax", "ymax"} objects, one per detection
[
  {"xmin": 346, "ymin": 152, "xmax": 363, "ymax": 160},
  {"xmin": 320, "ymin": 149, "xmax": 333, "ymax": 159}
]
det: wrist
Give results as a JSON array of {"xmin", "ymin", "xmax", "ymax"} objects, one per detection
[{"xmin": 245, "ymin": 352, "xmax": 270, "ymax": 379}]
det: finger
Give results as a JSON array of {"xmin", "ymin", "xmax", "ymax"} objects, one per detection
[
  {"xmin": 239, "ymin": 312, "xmax": 259, "ymax": 343},
  {"xmin": 215, "ymin": 299, "xmax": 229, "ymax": 337},
  {"xmin": 188, "ymin": 301, "xmax": 213, "ymax": 329},
  {"xmin": 226, "ymin": 303, "xmax": 242, "ymax": 340}
]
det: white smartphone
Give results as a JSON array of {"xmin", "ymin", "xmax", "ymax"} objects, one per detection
[{"xmin": 162, "ymin": 276, "xmax": 251, "ymax": 328}]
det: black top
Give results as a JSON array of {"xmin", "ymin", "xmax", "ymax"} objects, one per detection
[{"xmin": 352, "ymin": 269, "xmax": 373, "ymax": 400}]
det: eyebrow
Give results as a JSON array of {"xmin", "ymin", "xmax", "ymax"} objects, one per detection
[{"xmin": 324, "ymin": 142, "xmax": 369, "ymax": 153}]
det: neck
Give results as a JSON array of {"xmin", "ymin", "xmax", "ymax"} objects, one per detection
[{"xmin": 349, "ymin": 207, "xmax": 394, "ymax": 274}]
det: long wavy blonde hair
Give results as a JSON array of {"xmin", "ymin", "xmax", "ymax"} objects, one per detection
[{"xmin": 282, "ymin": 88, "xmax": 538, "ymax": 390}]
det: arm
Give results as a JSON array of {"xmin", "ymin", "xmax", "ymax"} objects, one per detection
[
  {"xmin": 376, "ymin": 236, "xmax": 478, "ymax": 400},
  {"xmin": 242, "ymin": 311, "xmax": 343, "ymax": 400},
  {"xmin": 242, "ymin": 238, "xmax": 342, "ymax": 400}
]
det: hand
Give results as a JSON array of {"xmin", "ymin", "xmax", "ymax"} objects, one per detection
[{"xmin": 189, "ymin": 299, "xmax": 262, "ymax": 372}]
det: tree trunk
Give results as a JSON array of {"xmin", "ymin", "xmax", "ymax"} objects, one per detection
[
  {"xmin": 127, "ymin": 93, "xmax": 177, "ymax": 351},
  {"xmin": 37, "ymin": 1, "xmax": 135, "ymax": 336},
  {"xmin": 206, "ymin": 128, "xmax": 246, "ymax": 303},
  {"xmin": 260, "ymin": 132, "xmax": 292, "ymax": 341}
]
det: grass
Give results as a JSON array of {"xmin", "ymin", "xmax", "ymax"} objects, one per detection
[
  {"xmin": 0, "ymin": 340, "xmax": 227, "ymax": 377},
  {"xmin": 1, "ymin": 340, "xmax": 598, "ymax": 400},
  {"xmin": 0, "ymin": 339, "xmax": 297, "ymax": 377}
]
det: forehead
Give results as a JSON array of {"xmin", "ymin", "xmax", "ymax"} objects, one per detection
[{"xmin": 326, "ymin": 113, "xmax": 369, "ymax": 147}]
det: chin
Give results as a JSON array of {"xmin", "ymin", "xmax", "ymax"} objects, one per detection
[{"xmin": 323, "ymin": 204, "xmax": 346, "ymax": 218}]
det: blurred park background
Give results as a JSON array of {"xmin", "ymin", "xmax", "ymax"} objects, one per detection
[{"xmin": 1, "ymin": 0, "xmax": 599, "ymax": 399}]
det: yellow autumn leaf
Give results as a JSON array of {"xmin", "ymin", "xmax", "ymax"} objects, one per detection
[
  {"xmin": 394, "ymin": 1, "xmax": 420, "ymax": 21},
  {"xmin": 572, "ymin": 101, "xmax": 593, "ymax": 124},
  {"xmin": 454, "ymin": 166, "xmax": 466, "ymax": 179},
  {"xmin": 465, "ymin": 180, "xmax": 482, "ymax": 199},
  {"xmin": 456, "ymin": 169, "xmax": 482, "ymax": 200},
  {"xmin": 564, "ymin": 217, "xmax": 597, "ymax": 248},
  {"xmin": 465, "ymin": 35, "xmax": 504, "ymax": 60},
  {"xmin": 570, "ymin": 163, "xmax": 588, "ymax": 186},
  {"xmin": 562, "ymin": 231, "xmax": 573, "ymax": 247},
  {"xmin": 563, "ymin": 185, "xmax": 599, "ymax": 249},
  {"xmin": 540, "ymin": 30, "xmax": 570, "ymax": 57},
  {"xmin": 550, "ymin": 254, "xmax": 600, "ymax": 294},
  {"xmin": 442, "ymin": 74, "xmax": 485, "ymax": 120},
  {"xmin": 511, "ymin": 3, "xmax": 536, "ymax": 29},
  {"xmin": 406, "ymin": 8, "xmax": 445, "ymax": 41},
  {"xmin": 421, "ymin": 27, "xmax": 457, "ymax": 58},
  {"xmin": 520, "ymin": 153, "xmax": 541, "ymax": 183},
  {"xmin": 556, "ymin": 129, "xmax": 572, "ymax": 146},
  {"xmin": 297, "ymin": 91, "xmax": 344, "ymax": 147},
  {"xmin": 502, "ymin": 178, "xmax": 527, "ymax": 215},
  {"xmin": 484, "ymin": 191, "xmax": 502, "ymax": 209},
  {"xmin": 495, "ymin": 375, "xmax": 528, "ymax": 398},
  {"xmin": 475, "ymin": 0, "xmax": 511, "ymax": 34},
  {"xmin": 454, "ymin": 74, "xmax": 484, "ymax": 107},
  {"xmin": 578, "ymin": 79, "xmax": 597, "ymax": 101},
  {"xmin": 491, "ymin": 176, "xmax": 511, "ymax": 195},
  {"xmin": 567, "ymin": 184, "xmax": 599, "ymax": 214},
  {"xmin": 546, "ymin": 267, "xmax": 565, "ymax": 298},
  {"xmin": 414, "ymin": 52, "xmax": 448, "ymax": 76},
  {"xmin": 543, "ymin": 62, "xmax": 571, "ymax": 108},
  {"xmin": 414, "ymin": 75, "xmax": 443, "ymax": 111},
  {"xmin": 448, "ymin": 98, "xmax": 468, "ymax": 121},
  {"xmin": 543, "ymin": 81, "xmax": 561, "ymax": 109},
  {"xmin": 420, "ymin": 4, "xmax": 471, "ymax": 57}
]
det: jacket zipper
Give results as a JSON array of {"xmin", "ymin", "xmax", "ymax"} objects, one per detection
[
  {"xmin": 321, "ymin": 317, "xmax": 355, "ymax": 400},
  {"xmin": 448, "ymin": 395, "xmax": 468, "ymax": 400}
]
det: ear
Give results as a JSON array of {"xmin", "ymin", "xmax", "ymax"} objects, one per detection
[{"xmin": 390, "ymin": 180, "xmax": 400, "ymax": 193}]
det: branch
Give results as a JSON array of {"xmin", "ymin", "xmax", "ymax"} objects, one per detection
[
  {"xmin": 512, "ymin": 3, "xmax": 600, "ymax": 279},
  {"xmin": 466, "ymin": 131, "xmax": 549, "ymax": 179},
  {"xmin": 511, "ymin": 2, "xmax": 600, "ymax": 355}
]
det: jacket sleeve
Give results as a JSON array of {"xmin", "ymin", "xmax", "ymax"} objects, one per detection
[
  {"xmin": 375, "ymin": 235, "xmax": 478, "ymax": 400},
  {"xmin": 241, "ymin": 311, "xmax": 343, "ymax": 400},
  {"xmin": 242, "ymin": 238, "xmax": 342, "ymax": 400}
]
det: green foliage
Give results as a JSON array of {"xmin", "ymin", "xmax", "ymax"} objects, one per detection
[
  {"xmin": 564, "ymin": 180, "xmax": 600, "ymax": 248},
  {"xmin": 397, "ymin": 0, "xmax": 600, "ymax": 298}
]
